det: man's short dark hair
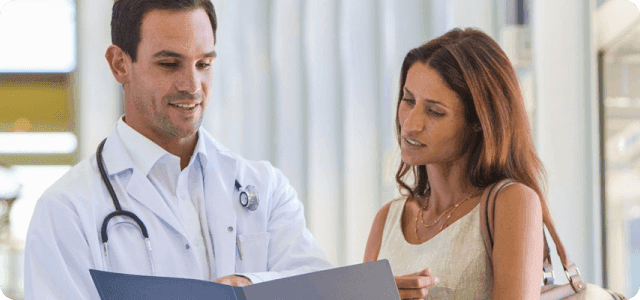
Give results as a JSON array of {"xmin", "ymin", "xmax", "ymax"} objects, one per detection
[{"xmin": 111, "ymin": 0, "xmax": 217, "ymax": 62}]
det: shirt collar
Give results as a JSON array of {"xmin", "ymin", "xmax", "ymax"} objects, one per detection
[
  {"xmin": 115, "ymin": 117, "xmax": 210, "ymax": 175},
  {"xmin": 116, "ymin": 117, "xmax": 169, "ymax": 176},
  {"xmin": 192, "ymin": 128, "xmax": 209, "ymax": 169}
]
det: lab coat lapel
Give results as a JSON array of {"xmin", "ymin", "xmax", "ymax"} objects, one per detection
[
  {"xmin": 125, "ymin": 171, "xmax": 186, "ymax": 238},
  {"xmin": 103, "ymin": 130, "xmax": 186, "ymax": 239},
  {"xmin": 203, "ymin": 138, "xmax": 238, "ymax": 277}
]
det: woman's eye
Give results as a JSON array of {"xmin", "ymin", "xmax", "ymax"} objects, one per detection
[
  {"xmin": 402, "ymin": 98, "xmax": 415, "ymax": 105},
  {"xmin": 429, "ymin": 109, "xmax": 445, "ymax": 117}
]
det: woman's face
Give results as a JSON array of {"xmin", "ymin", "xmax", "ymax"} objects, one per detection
[{"xmin": 398, "ymin": 62, "xmax": 472, "ymax": 167}]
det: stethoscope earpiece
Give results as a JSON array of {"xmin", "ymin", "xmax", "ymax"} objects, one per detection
[{"xmin": 235, "ymin": 180, "xmax": 259, "ymax": 211}]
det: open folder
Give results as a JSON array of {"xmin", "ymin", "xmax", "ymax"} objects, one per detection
[{"xmin": 90, "ymin": 259, "xmax": 400, "ymax": 300}]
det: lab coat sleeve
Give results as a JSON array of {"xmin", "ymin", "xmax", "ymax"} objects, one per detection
[
  {"xmin": 237, "ymin": 164, "xmax": 333, "ymax": 283},
  {"xmin": 24, "ymin": 192, "xmax": 100, "ymax": 300}
]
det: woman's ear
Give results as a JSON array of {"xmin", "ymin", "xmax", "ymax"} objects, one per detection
[{"xmin": 105, "ymin": 45, "xmax": 131, "ymax": 85}]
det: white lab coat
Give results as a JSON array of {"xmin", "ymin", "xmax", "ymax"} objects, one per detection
[{"xmin": 24, "ymin": 127, "xmax": 332, "ymax": 299}]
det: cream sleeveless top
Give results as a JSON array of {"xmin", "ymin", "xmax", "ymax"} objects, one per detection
[{"xmin": 378, "ymin": 198, "xmax": 492, "ymax": 300}]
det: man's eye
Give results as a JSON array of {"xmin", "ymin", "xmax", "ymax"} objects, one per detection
[
  {"xmin": 159, "ymin": 62, "xmax": 178, "ymax": 68},
  {"xmin": 198, "ymin": 62, "xmax": 212, "ymax": 69}
]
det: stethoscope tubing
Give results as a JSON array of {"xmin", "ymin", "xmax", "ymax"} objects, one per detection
[
  {"xmin": 96, "ymin": 139, "xmax": 151, "ymax": 257},
  {"xmin": 95, "ymin": 137, "xmax": 257, "ymax": 271}
]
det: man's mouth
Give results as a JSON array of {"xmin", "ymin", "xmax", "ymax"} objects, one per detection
[{"xmin": 169, "ymin": 103, "xmax": 198, "ymax": 110}]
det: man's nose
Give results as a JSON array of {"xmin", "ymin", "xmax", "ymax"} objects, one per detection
[{"xmin": 176, "ymin": 66, "xmax": 201, "ymax": 95}]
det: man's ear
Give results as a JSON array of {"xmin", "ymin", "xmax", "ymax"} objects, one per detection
[{"xmin": 105, "ymin": 45, "xmax": 132, "ymax": 85}]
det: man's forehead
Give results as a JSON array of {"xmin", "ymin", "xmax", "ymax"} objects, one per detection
[
  {"xmin": 138, "ymin": 8, "xmax": 215, "ymax": 58},
  {"xmin": 152, "ymin": 50, "xmax": 217, "ymax": 59},
  {"xmin": 140, "ymin": 8, "xmax": 213, "ymax": 36}
]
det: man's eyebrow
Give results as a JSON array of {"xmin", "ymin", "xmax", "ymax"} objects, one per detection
[
  {"xmin": 152, "ymin": 50, "xmax": 217, "ymax": 59},
  {"xmin": 152, "ymin": 50, "xmax": 183, "ymax": 58},
  {"xmin": 203, "ymin": 50, "xmax": 217, "ymax": 58}
]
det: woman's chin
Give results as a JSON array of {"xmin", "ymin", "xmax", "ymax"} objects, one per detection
[{"xmin": 400, "ymin": 155, "xmax": 428, "ymax": 167}]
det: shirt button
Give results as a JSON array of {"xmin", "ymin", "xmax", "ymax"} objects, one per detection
[
  {"xmin": 185, "ymin": 244, "xmax": 190, "ymax": 250},
  {"xmin": 228, "ymin": 226, "xmax": 234, "ymax": 232}
]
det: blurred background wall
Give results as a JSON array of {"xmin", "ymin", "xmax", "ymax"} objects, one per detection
[{"xmin": 1, "ymin": 0, "xmax": 639, "ymax": 298}]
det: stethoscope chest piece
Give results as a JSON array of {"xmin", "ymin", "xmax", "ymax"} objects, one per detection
[{"xmin": 236, "ymin": 180, "xmax": 259, "ymax": 211}]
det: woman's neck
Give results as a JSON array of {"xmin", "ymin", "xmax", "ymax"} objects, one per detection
[{"xmin": 424, "ymin": 159, "xmax": 480, "ymax": 215}]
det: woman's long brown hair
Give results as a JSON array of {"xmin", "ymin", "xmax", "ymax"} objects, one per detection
[{"xmin": 395, "ymin": 27, "xmax": 547, "ymax": 204}]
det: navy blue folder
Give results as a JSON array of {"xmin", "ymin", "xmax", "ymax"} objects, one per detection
[{"xmin": 90, "ymin": 259, "xmax": 399, "ymax": 300}]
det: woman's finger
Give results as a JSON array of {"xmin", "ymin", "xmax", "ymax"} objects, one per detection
[
  {"xmin": 398, "ymin": 287, "xmax": 430, "ymax": 299},
  {"xmin": 404, "ymin": 267, "xmax": 431, "ymax": 277},
  {"xmin": 395, "ymin": 275, "xmax": 439, "ymax": 289}
]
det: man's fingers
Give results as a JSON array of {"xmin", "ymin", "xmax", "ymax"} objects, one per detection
[
  {"xmin": 212, "ymin": 275, "xmax": 252, "ymax": 287},
  {"xmin": 395, "ymin": 275, "xmax": 439, "ymax": 289}
]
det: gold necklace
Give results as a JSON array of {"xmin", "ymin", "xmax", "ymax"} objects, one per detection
[
  {"xmin": 417, "ymin": 198, "xmax": 457, "ymax": 228},
  {"xmin": 414, "ymin": 191, "xmax": 480, "ymax": 241}
]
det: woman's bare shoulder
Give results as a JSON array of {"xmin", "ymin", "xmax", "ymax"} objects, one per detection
[
  {"xmin": 491, "ymin": 182, "xmax": 544, "ymax": 297},
  {"xmin": 364, "ymin": 197, "xmax": 407, "ymax": 262},
  {"xmin": 373, "ymin": 198, "xmax": 405, "ymax": 231},
  {"xmin": 494, "ymin": 182, "xmax": 541, "ymax": 209}
]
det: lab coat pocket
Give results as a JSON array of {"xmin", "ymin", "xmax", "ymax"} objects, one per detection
[
  {"xmin": 103, "ymin": 220, "xmax": 153, "ymax": 276},
  {"xmin": 235, "ymin": 232, "xmax": 271, "ymax": 273}
]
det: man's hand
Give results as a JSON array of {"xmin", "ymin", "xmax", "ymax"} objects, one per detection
[
  {"xmin": 212, "ymin": 275, "xmax": 253, "ymax": 287},
  {"xmin": 395, "ymin": 267, "xmax": 439, "ymax": 300}
]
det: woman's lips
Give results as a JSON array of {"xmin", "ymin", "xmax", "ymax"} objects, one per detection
[{"xmin": 403, "ymin": 136, "xmax": 425, "ymax": 147}]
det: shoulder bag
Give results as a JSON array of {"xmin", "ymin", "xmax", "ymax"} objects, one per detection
[{"xmin": 479, "ymin": 179, "xmax": 627, "ymax": 299}]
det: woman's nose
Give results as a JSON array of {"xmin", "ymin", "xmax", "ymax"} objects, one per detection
[{"xmin": 403, "ymin": 107, "xmax": 425, "ymax": 133}]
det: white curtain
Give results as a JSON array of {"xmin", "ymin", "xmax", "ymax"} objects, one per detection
[
  {"xmin": 202, "ymin": 0, "xmax": 496, "ymax": 266},
  {"xmin": 75, "ymin": 0, "xmax": 496, "ymax": 267},
  {"xmin": 76, "ymin": 0, "xmax": 607, "ymax": 284}
]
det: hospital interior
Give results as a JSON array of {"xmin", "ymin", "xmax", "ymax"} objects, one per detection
[{"xmin": 1, "ymin": 0, "xmax": 639, "ymax": 298}]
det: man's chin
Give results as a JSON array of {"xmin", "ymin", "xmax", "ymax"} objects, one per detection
[
  {"xmin": 172, "ymin": 127, "xmax": 200, "ymax": 140},
  {"xmin": 157, "ymin": 117, "xmax": 203, "ymax": 139}
]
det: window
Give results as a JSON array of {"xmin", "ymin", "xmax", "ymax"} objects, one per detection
[{"xmin": 0, "ymin": 0, "xmax": 76, "ymax": 73}]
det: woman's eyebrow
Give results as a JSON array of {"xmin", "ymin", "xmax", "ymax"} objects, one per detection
[
  {"xmin": 427, "ymin": 99, "xmax": 448, "ymax": 109},
  {"xmin": 403, "ymin": 87, "xmax": 449, "ymax": 108},
  {"xmin": 403, "ymin": 88, "xmax": 414, "ymax": 98}
]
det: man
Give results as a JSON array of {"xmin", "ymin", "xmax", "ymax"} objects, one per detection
[{"xmin": 24, "ymin": 0, "xmax": 332, "ymax": 298}]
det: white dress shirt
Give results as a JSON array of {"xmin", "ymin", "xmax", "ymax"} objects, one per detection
[{"xmin": 116, "ymin": 118, "xmax": 213, "ymax": 280}]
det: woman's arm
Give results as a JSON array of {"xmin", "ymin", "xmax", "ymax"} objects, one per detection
[
  {"xmin": 364, "ymin": 201, "xmax": 439, "ymax": 300},
  {"xmin": 491, "ymin": 183, "xmax": 544, "ymax": 300},
  {"xmin": 364, "ymin": 201, "xmax": 392, "ymax": 263}
]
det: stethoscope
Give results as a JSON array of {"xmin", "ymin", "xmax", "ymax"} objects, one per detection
[{"xmin": 96, "ymin": 138, "xmax": 260, "ymax": 272}]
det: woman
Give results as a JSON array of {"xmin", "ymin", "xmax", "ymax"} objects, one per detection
[{"xmin": 364, "ymin": 28, "xmax": 545, "ymax": 300}]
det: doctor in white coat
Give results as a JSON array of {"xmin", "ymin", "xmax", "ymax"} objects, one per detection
[{"xmin": 23, "ymin": 1, "xmax": 332, "ymax": 299}]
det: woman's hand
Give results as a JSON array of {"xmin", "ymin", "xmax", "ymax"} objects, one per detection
[{"xmin": 395, "ymin": 267, "xmax": 440, "ymax": 300}]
